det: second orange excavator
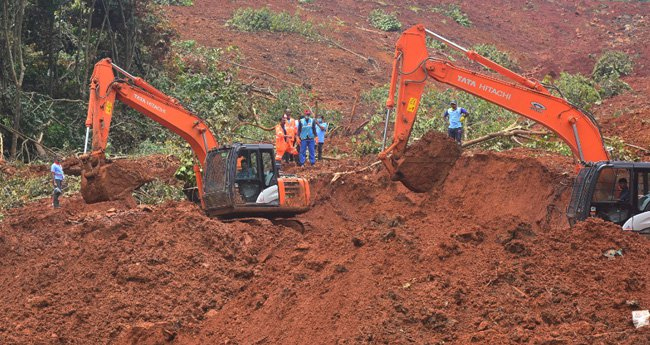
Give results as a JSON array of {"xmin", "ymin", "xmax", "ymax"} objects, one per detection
[
  {"xmin": 380, "ymin": 24, "xmax": 650, "ymax": 228},
  {"xmin": 82, "ymin": 58, "xmax": 310, "ymax": 218}
]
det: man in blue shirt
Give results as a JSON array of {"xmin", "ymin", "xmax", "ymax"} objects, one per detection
[
  {"xmin": 443, "ymin": 100, "xmax": 469, "ymax": 145},
  {"xmin": 297, "ymin": 109, "xmax": 317, "ymax": 166},
  {"xmin": 315, "ymin": 114, "xmax": 328, "ymax": 161},
  {"xmin": 50, "ymin": 157, "xmax": 65, "ymax": 208}
]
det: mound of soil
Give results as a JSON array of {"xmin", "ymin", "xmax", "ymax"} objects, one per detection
[
  {"xmin": 394, "ymin": 130, "xmax": 462, "ymax": 193},
  {"xmin": 81, "ymin": 156, "xmax": 179, "ymax": 204},
  {"xmin": 443, "ymin": 151, "xmax": 573, "ymax": 229},
  {"xmin": 156, "ymin": 150, "xmax": 650, "ymax": 344},
  {"xmin": 171, "ymin": 152, "xmax": 649, "ymax": 344},
  {"xmin": 0, "ymin": 196, "xmax": 302, "ymax": 344},
  {"xmin": 2, "ymin": 150, "xmax": 649, "ymax": 344}
]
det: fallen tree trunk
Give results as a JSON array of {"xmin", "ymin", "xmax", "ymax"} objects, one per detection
[{"xmin": 462, "ymin": 128, "xmax": 548, "ymax": 148}]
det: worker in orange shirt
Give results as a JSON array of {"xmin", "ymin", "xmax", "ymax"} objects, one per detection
[
  {"xmin": 283, "ymin": 109, "xmax": 298, "ymax": 163},
  {"xmin": 275, "ymin": 115, "xmax": 298, "ymax": 164}
]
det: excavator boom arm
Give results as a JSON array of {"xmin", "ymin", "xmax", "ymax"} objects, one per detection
[
  {"xmin": 380, "ymin": 25, "xmax": 609, "ymax": 175},
  {"xmin": 85, "ymin": 58, "xmax": 218, "ymax": 201}
]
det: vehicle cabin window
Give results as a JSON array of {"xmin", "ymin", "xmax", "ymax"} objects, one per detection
[
  {"xmin": 261, "ymin": 151, "xmax": 275, "ymax": 187},
  {"xmin": 205, "ymin": 150, "xmax": 229, "ymax": 192},
  {"xmin": 236, "ymin": 151, "xmax": 259, "ymax": 180},
  {"xmin": 591, "ymin": 168, "xmax": 630, "ymax": 202},
  {"xmin": 637, "ymin": 171, "xmax": 650, "ymax": 212}
]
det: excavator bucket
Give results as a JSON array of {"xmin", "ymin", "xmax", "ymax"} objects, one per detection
[
  {"xmin": 392, "ymin": 130, "xmax": 461, "ymax": 193},
  {"xmin": 80, "ymin": 155, "xmax": 154, "ymax": 203}
]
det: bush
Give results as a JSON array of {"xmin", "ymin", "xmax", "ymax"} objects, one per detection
[
  {"xmin": 472, "ymin": 44, "xmax": 518, "ymax": 71},
  {"xmin": 432, "ymin": 4, "xmax": 472, "ymax": 27},
  {"xmin": 598, "ymin": 78, "xmax": 631, "ymax": 98},
  {"xmin": 368, "ymin": 9, "xmax": 402, "ymax": 32},
  {"xmin": 553, "ymin": 72, "xmax": 601, "ymax": 110},
  {"xmin": 426, "ymin": 37, "xmax": 447, "ymax": 51},
  {"xmin": 445, "ymin": 4, "xmax": 472, "ymax": 27},
  {"xmin": 227, "ymin": 7, "xmax": 316, "ymax": 37},
  {"xmin": 592, "ymin": 50, "xmax": 633, "ymax": 81},
  {"xmin": 606, "ymin": 136, "xmax": 638, "ymax": 162}
]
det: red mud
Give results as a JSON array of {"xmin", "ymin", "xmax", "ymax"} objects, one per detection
[
  {"xmin": 2, "ymin": 151, "xmax": 650, "ymax": 344},
  {"xmin": 395, "ymin": 130, "xmax": 461, "ymax": 193},
  {"xmin": 173, "ymin": 152, "xmax": 649, "ymax": 344}
]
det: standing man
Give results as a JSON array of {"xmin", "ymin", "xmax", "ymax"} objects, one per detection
[
  {"xmin": 275, "ymin": 115, "xmax": 297, "ymax": 165},
  {"xmin": 443, "ymin": 100, "xmax": 469, "ymax": 145},
  {"xmin": 51, "ymin": 157, "xmax": 64, "ymax": 208},
  {"xmin": 283, "ymin": 109, "xmax": 297, "ymax": 163},
  {"xmin": 315, "ymin": 114, "xmax": 328, "ymax": 161},
  {"xmin": 298, "ymin": 109, "xmax": 316, "ymax": 167}
]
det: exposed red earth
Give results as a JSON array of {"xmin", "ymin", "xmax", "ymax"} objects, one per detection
[
  {"xmin": 2, "ymin": 149, "xmax": 650, "ymax": 344},
  {"xmin": 2, "ymin": 1, "xmax": 650, "ymax": 344}
]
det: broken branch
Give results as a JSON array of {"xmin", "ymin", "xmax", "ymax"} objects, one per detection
[
  {"xmin": 330, "ymin": 160, "xmax": 381, "ymax": 183},
  {"xmin": 462, "ymin": 128, "xmax": 548, "ymax": 148},
  {"xmin": 223, "ymin": 60, "xmax": 303, "ymax": 88}
]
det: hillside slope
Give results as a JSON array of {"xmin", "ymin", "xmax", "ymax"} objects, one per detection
[{"xmin": 166, "ymin": 0, "xmax": 649, "ymax": 116}]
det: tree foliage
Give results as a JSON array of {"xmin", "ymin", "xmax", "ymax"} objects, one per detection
[{"xmin": 0, "ymin": 0, "xmax": 175, "ymax": 161}]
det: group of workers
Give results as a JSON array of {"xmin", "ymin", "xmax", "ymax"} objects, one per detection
[{"xmin": 275, "ymin": 108, "xmax": 328, "ymax": 167}]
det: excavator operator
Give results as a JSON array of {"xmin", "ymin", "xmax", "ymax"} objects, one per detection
[
  {"xmin": 236, "ymin": 159, "xmax": 255, "ymax": 179},
  {"xmin": 618, "ymin": 178, "xmax": 630, "ymax": 203}
]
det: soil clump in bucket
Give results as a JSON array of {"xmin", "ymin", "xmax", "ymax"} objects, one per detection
[{"xmin": 394, "ymin": 130, "xmax": 461, "ymax": 192}]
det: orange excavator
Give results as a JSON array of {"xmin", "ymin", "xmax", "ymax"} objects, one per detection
[
  {"xmin": 82, "ymin": 58, "xmax": 310, "ymax": 218},
  {"xmin": 380, "ymin": 24, "xmax": 650, "ymax": 227}
]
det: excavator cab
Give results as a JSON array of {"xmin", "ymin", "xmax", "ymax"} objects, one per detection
[
  {"xmin": 567, "ymin": 162, "xmax": 650, "ymax": 226},
  {"xmin": 201, "ymin": 143, "xmax": 310, "ymax": 218}
]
